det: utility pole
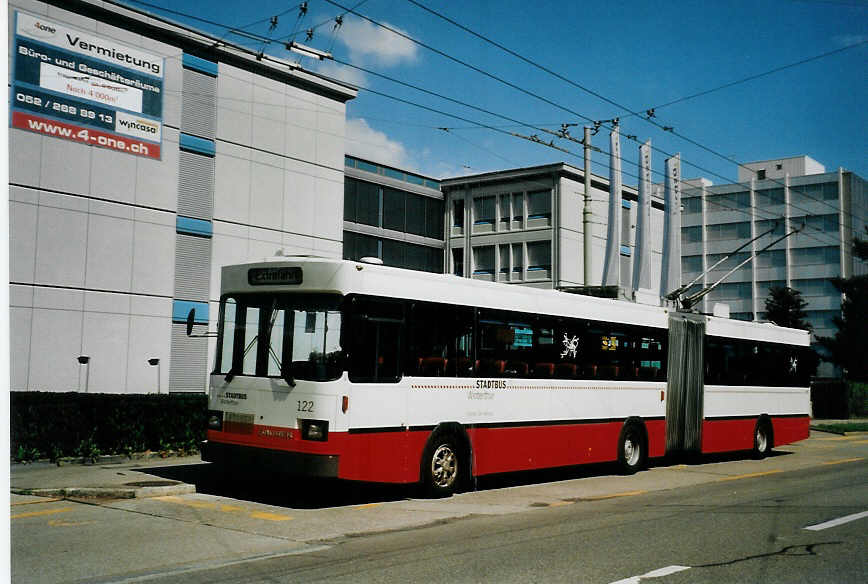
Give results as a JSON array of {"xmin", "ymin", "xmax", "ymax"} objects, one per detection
[{"xmin": 583, "ymin": 126, "xmax": 593, "ymax": 285}]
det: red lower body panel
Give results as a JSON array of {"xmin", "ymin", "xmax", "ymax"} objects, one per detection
[
  {"xmin": 700, "ymin": 415, "xmax": 810, "ymax": 454},
  {"xmin": 209, "ymin": 418, "xmax": 668, "ymax": 484},
  {"xmin": 208, "ymin": 415, "xmax": 806, "ymax": 484}
]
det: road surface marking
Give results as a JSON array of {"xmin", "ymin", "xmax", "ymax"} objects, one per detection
[
  {"xmin": 717, "ymin": 470, "xmax": 782, "ymax": 482},
  {"xmin": 11, "ymin": 497, "xmax": 63, "ymax": 506},
  {"xmin": 354, "ymin": 503, "xmax": 382, "ymax": 510},
  {"xmin": 249, "ymin": 511, "xmax": 292, "ymax": 521},
  {"xmin": 578, "ymin": 490, "xmax": 645, "ymax": 501},
  {"xmin": 12, "ymin": 507, "xmax": 74, "ymax": 519},
  {"xmin": 804, "ymin": 510, "xmax": 868, "ymax": 531},
  {"xmin": 609, "ymin": 565, "xmax": 691, "ymax": 584},
  {"xmin": 154, "ymin": 495, "xmax": 290, "ymax": 521},
  {"xmin": 822, "ymin": 457, "xmax": 865, "ymax": 466}
]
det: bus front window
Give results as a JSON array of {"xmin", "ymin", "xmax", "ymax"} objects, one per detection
[{"xmin": 216, "ymin": 294, "xmax": 343, "ymax": 382}]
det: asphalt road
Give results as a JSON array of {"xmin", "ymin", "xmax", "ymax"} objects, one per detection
[{"xmin": 11, "ymin": 433, "xmax": 868, "ymax": 584}]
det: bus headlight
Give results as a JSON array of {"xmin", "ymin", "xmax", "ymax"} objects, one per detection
[
  {"xmin": 301, "ymin": 419, "xmax": 328, "ymax": 441},
  {"xmin": 207, "ymin": 410, "xmax": 223, "ymax": 431}
]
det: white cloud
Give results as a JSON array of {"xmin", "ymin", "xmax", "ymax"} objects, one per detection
[
  {"xmin": 314, "ymin": 60, "xmax": 367, "ymax": 88},
  {"xmin": 336, "ymin": 17, "xmax": 418, "ymax": 67},
  {"xmin": 345, "ymin": 118, "xmax": 412, "ymax": 169},
  {"xmin": 832, "ymin": 34, "xmax": 868, "ymax": 47}
]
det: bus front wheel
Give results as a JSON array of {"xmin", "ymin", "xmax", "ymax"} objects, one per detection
[{"xmin": 421, "ymin": 435, "xmax": 462, "ymax": 497}]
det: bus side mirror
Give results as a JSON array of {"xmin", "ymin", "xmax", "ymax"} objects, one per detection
[{"xmin": 186, "ymin": 309, "xmax": 195, "ymax": 336}]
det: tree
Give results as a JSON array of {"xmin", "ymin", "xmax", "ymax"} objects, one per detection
[
  {"xmin": 764, "ymin": 285, "xmax": 812, "ymax": 331},
  {"xmin": 817, "ymin": 227, "xmax": 868, "ymax": 380}
]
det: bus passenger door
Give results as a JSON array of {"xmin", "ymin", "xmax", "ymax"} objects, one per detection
[{"xmin": 665, "ymin": 314, "xmax": 705, "ymax": 454}]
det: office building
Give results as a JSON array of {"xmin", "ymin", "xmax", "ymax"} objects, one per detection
[
  {"xmin": 681, "ymin": 157, "xmax": 867, "ymax": 352},
  {"xmin": 440, "ymin": 163, "xmax": 666, "ymax": 294},
  {"xmin": 8, "ymin": 0, "xmax": 355, "ymax": 392}
]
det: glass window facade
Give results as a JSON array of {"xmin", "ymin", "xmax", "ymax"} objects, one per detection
[
  {"xmin": 344, "ymin": 177, "xmax": 444, "ymax": 240},
  {"xmin": 343, "ymin": 231, "xmax": 442, "ymax": 273}
]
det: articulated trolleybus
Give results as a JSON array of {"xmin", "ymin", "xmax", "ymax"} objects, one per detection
[{"xmin": 201, "ymin": 256, "xmax": 812, "ymax": 496}]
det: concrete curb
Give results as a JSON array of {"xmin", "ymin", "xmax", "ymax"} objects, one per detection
[{"xmin": 12, "ymin": 482, "xmax": 196, "ymax": 499}]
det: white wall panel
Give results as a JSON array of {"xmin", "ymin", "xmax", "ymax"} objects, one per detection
[
  {"xmin": 85, "ymin": 212, "xmax": 134, "ymax": 292},
  {"xmin": 10, "ymin": 307, "xmax": 33, "ymax": 389},
  {"xmin": 10, "ymin": 198, "xmax": 37, "ymax": 283},
  {"xmin": 131, "ymin": 209, "xmax": 175, "ymax": 296},
  {"xmin": 136, "ymin": 128, "xmax": 178, "ymax": 210},
  {"xmin": 213, "ymin": 145, "xmax": 251, "ymax": 223},
  {"xmin": 9, "ymin": 129, "xmax": 42, "ymax": 186},
  {"xmin": 283, "ymin": 162, "xmax": 316, "ymax": 234},
  {"xmin": 126, "ymin": 313, "xmax": 171, "ymax": 393},
  {"xmin": 90, "ymin": 145, "xmax": 137, "ymax": 204},
  {"xmin": 85, "ymin": 290, "xmax": 131, "ymax": 315},
  {"xmin": 28, "ymin": 308, "xmax": 82, "ymax": 391},
  {"xmin": 41, "ymin": 137, "xmax": 91, "ymax": 195},
  {"xmin": 313, "ymin": 178, "xmax": 343, "ymax": 242},
  {"xmin": 81, "ymin": 312, "xmax": 130, "ymax": 393},
  {"xmin": 252, "ymin": 81, "xmax": 285, "ymax": 153},
  {"xmin": 34, "ymin": 204, "xmax": 88, "ymax": 287},
  {"xmin": 210, "ymin": 221, "xmax": 250, "ymax": 297},
  {"xmin": 249, "ymin": 152, "xmax": 284, "ymax": 230}
]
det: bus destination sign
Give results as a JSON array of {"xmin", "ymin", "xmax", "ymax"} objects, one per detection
[{"xmin": 248, "ymin": 267, "xmax": 303, "ymax": 286}]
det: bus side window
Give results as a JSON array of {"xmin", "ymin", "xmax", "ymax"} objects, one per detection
[{"xmin": 347, "ymin": 297, "xmax": 405, "ymax": 383}]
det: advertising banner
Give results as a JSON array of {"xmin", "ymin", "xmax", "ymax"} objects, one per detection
[{"xmin": 11, "ymin": 11, "xmax": 164, "ymax": 159}]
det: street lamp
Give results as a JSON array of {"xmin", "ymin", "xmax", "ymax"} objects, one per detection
[
  {"xmin": 77, "ymin": 355, "xmax": 90, "ymax": 393},
  {"xmin": 148, "ymin": 358, "xmax": 161, "ymax": 394}
]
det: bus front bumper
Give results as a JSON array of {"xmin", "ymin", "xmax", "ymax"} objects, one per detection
[{"xmin": 201, "ymin": 440, "xmax": 339, "ymax": 478}]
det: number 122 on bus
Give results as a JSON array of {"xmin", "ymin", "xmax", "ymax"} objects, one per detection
[{"xmin": 198, "ymin": 257, "xmax": 813, "ymax": 496}]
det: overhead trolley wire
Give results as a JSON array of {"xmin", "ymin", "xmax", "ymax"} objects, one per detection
[
  {"xmin": 120, "ymin": 1, "xmax": 849, "ymax": 249},
  {"xmin": 401, "ymin": 0, "xmax": 865, "ymax": 232}
]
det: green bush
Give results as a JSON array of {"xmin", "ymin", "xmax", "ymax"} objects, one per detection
[{"xmin": 11, "ymin": 392, "xmax": 207, "ymax": 462}]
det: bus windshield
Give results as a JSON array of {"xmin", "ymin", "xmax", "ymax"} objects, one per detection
[{"xmin": 217, "ymin": 294, "xmax": 343, "ymax": 382}]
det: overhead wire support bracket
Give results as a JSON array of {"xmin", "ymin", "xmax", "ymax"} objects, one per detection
[{"xmin": 679, "ymin": 226, "xmax": 802, "ymax": 311}]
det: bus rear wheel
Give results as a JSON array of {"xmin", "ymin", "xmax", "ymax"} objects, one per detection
[
  {"xmin": 617, "ymin": 422, "xmax": 646, "ymax": 474},
  {"xmin": 752, "ymin": 418, "xmax": 773, "ymax": 459},
  {"xmin": 421, "ymin": 435, "xmax": 462, "ymax": 497}
]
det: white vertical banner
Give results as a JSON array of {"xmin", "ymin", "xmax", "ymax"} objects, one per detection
[
  {"xmin": 633, "ymin": 139, "xmax": 653, "ymax": 292},
  {"xmin": 602, "ymin": 125, "xmax": 622, "ymax": 287},
  {"xmin": 660, "ymin": 154, "xmax": 682, "ymax": 298}
]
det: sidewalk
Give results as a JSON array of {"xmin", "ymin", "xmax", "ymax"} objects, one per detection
[{"xmin": 11, "ymin": 454, "xmax": 200, "ymax": 499}]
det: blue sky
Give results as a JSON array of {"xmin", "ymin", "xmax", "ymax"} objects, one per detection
[{"xmin": 122, "ymin": 0, "xmax": 867, "ymax": 184}]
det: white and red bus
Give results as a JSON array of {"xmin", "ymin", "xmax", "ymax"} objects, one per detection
[{"xmin": 198, "ymin": 256, "xmax": 814, "ymax": 496}]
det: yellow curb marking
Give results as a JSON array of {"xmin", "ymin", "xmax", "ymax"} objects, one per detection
[
  {"xmin": 354, "ymin": 503, "xmax": 382, "ymax": 510},
  {"xmin": 48, "ymin": 519, "xmax": 97, "ymax": 527},
  {"xmin": 548, "ymin": 500, "xmax": 575, "ymax": 507},
  {"xmin": 154, "ymin": 495, "xmax": 291, "ymax": 522},
  {"xmin": 12, "ymin": 507, "xmax": 74, "ymax": 519},
  {"xmin": 11, "ymin": 498, "xmax": 63, "ymax": 506},
  {"xmin": 249, "ymin": 511, "xmax": 292, "ymax": 521},
  {"xmin": 822, "ymin": 457, "xmax": 865, "ymax": 466},
  {"xmin": 579, "ymin": 490, "xmax": 646, "ymax": 501},
  {"xmin": 717, "ymin": 470, "xmax": 783, "ymax": 482}
]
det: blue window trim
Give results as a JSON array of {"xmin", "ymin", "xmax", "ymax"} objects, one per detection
[
  {"xmin": 182, "ymin": 54, "xmax": 218, "ymax": 77},
  {"xmin": 173, "ymin": 300, "xmax": 209, "ymax": 324},
  {"xmin": 473, "ymin": 219, "xmax": 494, "ymax": 225},
  {"xmin": 527, "ymin": 213, "xmax": 551, "ymax": 220},
  {"xmin": 179, "ymin": 133, "xmax": 216, "ymax": 156},
  {"xmin": 177, "ymin": 216, "xmax": 213, "ymax": 238},
  {"xmin": 620, "ymin": 245, "xmax": 632, "ymax": 256},
  {"xmin": 622, "ymin": 199, "xmax": 632, "ymax": 209}
]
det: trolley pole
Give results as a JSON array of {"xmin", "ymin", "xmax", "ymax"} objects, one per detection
[{"xmin": 583, "ymin": 126, "xmax": 593, "ymax": 285}]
